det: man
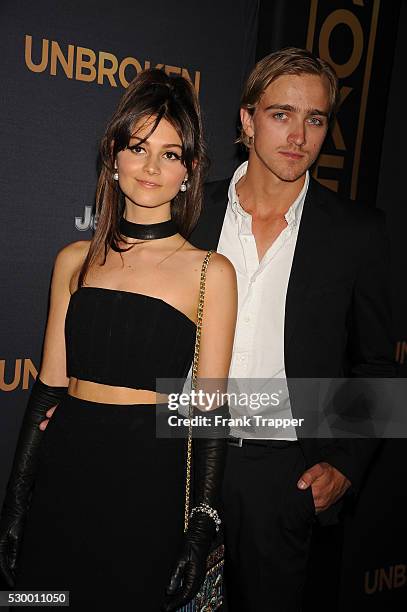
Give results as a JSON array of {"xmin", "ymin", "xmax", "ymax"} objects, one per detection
[{"xmin": 189, "ymin": 48, "xmax": 395, "ymax": 611}]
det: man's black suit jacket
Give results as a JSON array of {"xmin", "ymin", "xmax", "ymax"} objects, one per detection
[{"xmin": 189, "ymin": 176, "xmax": 396, "ymax": 496}]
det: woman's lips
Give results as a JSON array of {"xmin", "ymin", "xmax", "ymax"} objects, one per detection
[{"xmin": 136, "ymin": 179, "xmax": 161, "ymax": 188}]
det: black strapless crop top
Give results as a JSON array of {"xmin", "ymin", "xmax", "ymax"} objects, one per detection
[{"xmin": 65, "ymin": 287, "xmax": 196, "ymax": 392}]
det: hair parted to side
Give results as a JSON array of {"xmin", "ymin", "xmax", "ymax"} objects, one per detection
[
  {"xmin": 78, "ymin": 68, "xmax": 209, "ymax": 287},
  {"xmin": 237, "ymin": 47, "xmax": 339, "ymax": 148}
]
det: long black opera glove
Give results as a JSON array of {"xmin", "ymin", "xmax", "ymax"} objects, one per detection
[
  {"xmin": 0, "ymin": 379, "xmax": 67, "ymax": 587},
  {"xmin": 162, "ymin": 403, "xmax": 229, "ymax": 612}
]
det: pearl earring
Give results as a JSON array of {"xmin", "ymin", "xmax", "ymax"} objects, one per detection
[
  {"xmin": 180, "ymin": 179, "xmax": 187, "ymax": 192},
  {"xmin": 113, "ymin": 171, "xmax": 119, "ymax": 181}
]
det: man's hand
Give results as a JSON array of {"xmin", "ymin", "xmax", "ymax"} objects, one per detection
[
  {"xmin": 297, "ymin": 462, "xmax": 351, "ymax": 513},
  {"xmin": 38, "ymin": 406, "xmax": 57, "ymax": 431}
]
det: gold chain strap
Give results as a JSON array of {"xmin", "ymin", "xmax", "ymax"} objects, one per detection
[{"xmin": 184, "ymin": 249, "xmax": 215, "ymax": 532}]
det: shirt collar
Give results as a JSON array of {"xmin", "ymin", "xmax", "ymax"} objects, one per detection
[
  {"xmin": 285, "ymin": 171, "xmax": 309, "ymax": 226},
  {"xmin": 229, "ymin": 161, "xmax": 249, "ymax": 217},
  {"xmin": 228, "ymin": 160, "xmax": 309, "ymax": 226}
]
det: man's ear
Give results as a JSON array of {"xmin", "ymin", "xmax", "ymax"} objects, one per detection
[{"xmin": 240, "ymin": 107, "xmax": 255, "ymax": 140}]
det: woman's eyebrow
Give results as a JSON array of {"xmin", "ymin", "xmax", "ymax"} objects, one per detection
[{"xmin": 129, "ymin": 137, "xmax": 182, "ymax": 149}]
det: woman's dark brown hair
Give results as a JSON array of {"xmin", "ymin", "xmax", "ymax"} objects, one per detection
[{"xmin": 78, "ymin": 68, "xmax": 208, "ymax": 287}]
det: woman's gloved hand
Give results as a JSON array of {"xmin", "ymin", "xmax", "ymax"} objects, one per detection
[
  {"xmin": 162, "ymin": 510, "xmax": 216, "ymax": 611},
  {"xmin": 162, "ymin": 403, "xmax": 229, "ymax": 611},
  {"xmin": 0, "ymin": 515, "xmax": 24, "ymax": 587},
  {"xmin": 0, "ymin": 379, "xmax": 67, "ymax": 587}
]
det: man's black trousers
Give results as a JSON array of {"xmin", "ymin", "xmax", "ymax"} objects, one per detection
[{"xmin": 222, "ymin": 440, "xmax": 316, "ymax": 612}]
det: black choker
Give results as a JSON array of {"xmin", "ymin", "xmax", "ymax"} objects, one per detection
[{"xmin": 119, "ymin": 217, "xmax": 178, "ymax": 240}]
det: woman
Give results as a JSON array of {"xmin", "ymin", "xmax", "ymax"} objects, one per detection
[{"xmin": 0, "ymin": 69, "xmax": 237, "ymax": 610}]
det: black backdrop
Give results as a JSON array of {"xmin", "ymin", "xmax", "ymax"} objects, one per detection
[{"xmin": 1, "ymin": 1, "xmax": 406, "ymax": 609}]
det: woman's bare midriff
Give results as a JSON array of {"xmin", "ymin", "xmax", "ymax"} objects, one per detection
[{"xmin": 68, "ymin": 378, "xmax": 169, "ymax": 405}]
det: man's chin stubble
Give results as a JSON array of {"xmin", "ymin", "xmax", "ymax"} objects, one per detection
[
  {"xmin": 254, "ymin": 150, "xmax": 310, "ymax": 183},
  {"xmin": 270, "ymin": 164, "xmax": 309, "ymax": 183}
]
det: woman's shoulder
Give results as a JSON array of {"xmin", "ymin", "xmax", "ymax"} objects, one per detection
[
  {"xmin": 206, "ymin": 251, "xmax": 236, "ymax": 291},
  {"xmin": 52, "ymin": 240, "xmax": 91, "ymax": 282},
  {"xmin": 206, "ymin": 251, "xmax": 235, "ymax": 277},
  {"xmin": 183, "ymin": 243, "xmax": 235, "ymax": 277},
  {"xmin": 194, "ymin": 250, "xmax": 237, "ymax": 320},
  {"xmin": 188, "ymin": 249, "xmax": 237, "ymax": 296},
  {"xmin": 54, "ymin": 240, "xmax": 91, "ymax": 267}
]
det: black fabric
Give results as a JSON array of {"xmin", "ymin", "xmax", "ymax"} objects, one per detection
[
  {"xmin": 15, "ymin": 396, "xmax": 186, "ymax": 610},
  {"xmin": 188, "ymin": 179, "xmax": 229, "ymax": 251},
  {"xmin": 119, "ymin": 217, "xmax": 178, "ymax": 240},
  {"xmin": 190, "ymin": 177, "xmax": 396, "ymax": 498},
  {"xmin": 65, "ymin": 287, "xmax": 196, "ymax": 392},
  {"xmin": 0, "ymin": 379, "xmax": 67, "ymax": 587},
  {"xmin": 221, "ymin": 443, "xmax": 316, "ymax": 612}
]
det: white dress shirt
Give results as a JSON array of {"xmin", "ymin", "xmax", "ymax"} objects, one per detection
[{"xmin": 217, "ymin": 161, "xmax": 310, "ymax": 440}]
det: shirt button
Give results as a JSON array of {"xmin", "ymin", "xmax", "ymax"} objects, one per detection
[{"xmin": 244, "ymin": 316, "xmax": 250, "ymax": 323}]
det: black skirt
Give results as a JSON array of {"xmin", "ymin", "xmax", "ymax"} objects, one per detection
[{"xmin": 15, "ymin": 395, "xmax": 187, "ymax": 610}]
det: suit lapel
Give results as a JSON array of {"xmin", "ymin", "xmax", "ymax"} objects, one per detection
[
  {"xmin": 284, "ymin": 179, "xmax": 333, "ymax": 350},
  {"xmin": 189, "ymin": 180, "xmax": 229, "ymax": 250}
]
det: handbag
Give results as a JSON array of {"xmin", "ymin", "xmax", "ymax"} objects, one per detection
[{"xmin": 178, "ymin": 249, "xmax": 225, "ymax": 612}]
